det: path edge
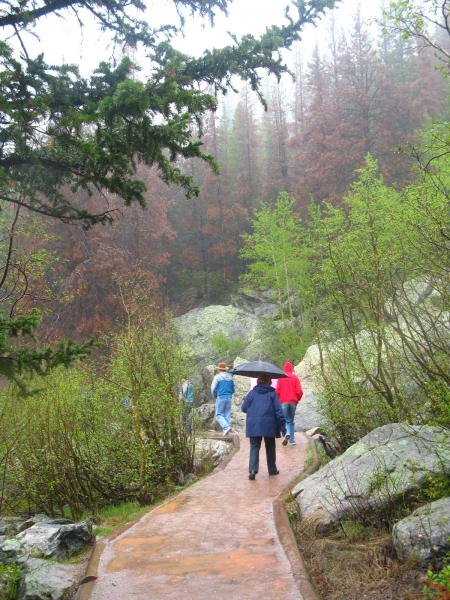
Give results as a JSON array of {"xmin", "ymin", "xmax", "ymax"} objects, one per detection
[
  {"xmin": 273, "ymin": 435, "xmax": 321, "ymax": 600},
  {"xmin": 75, "ymin": 432, "xmax": 239, "ymax": 600}
]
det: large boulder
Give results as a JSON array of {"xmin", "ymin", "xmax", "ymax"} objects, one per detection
[
  {"xmin": 16, "ymin": 519, "xmax": 94, "ymax": 559},
  {"xmin": 193, "ymin": 439, "xmax": 232, "ymax": 470},
  {"xmin": 294, "ymin": 344, "xmax": 324, "ymax": 432},
  {"xmin": 392, "ymin": 497, "xmax": 450, "ymax": 561},
  {"xmin": 193, "ymin": 403, "xmax": 216, "ymax": 428},
  {"xmin": 0, "ymin": 537, "xmax": 23, "ymax": 563},
  {"xmin": 18, "ymin": 557, "xmax": 79, "ymax": 600},
  {"xmin": 174, "ymin": 305, "xmax": 262, "ymax": 364},
  {"xmin": 293, "ymin": 424, "xmax": 450, "ymax": 529}
]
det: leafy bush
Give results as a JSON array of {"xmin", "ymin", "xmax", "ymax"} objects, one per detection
[
  {"xmin": 423, "ymin": 556, "xmax": 450, "ymax": 599},
  {"xmin": 307, "ymin": 152, "xmax": 449, "ymax": 449},
  {"xmin": 0, "ymin": 305, "xmax": 195, "ymax": 518},
  {"xmin": 259, "ymin": 321, "xmax": 312, "ymax": 366},
  {"xmin": 209, "ymin": 331, "xmax": 245, "ymax": 362}
]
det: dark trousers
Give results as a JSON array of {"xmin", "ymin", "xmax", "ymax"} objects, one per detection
[{"xmin": 249, "ymin": 436, "xmax": 277, "ymax": 474}]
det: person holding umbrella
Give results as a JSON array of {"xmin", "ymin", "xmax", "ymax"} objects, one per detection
[{"xmin": 241, "ymin": 373, "xmax": 286, "ymax": 480}]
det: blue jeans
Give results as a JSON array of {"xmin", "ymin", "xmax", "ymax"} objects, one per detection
[
  {"xmin": 281, "ymin": 402, "xmax": 297, "ymax": 443},
  {"xmin": 249, "ymin": 437, "xmax": 277, "ymax": 474},
  {"xmin": 215, "ymin": 396, "xmax": 232, "ymax": 432},
  {"xmin": 184, "ymin": 402, "xmax": 193, "ymax": 434}
]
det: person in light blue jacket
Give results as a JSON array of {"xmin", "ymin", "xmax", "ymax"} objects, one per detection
[{"xmin": 211, "ymin": 362, "xmax": 235, "ymax": 436}]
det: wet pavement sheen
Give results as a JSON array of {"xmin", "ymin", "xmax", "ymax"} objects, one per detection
[{"xmin": 85, "ymin": 435, "xmax": 306, "ymax": 600}]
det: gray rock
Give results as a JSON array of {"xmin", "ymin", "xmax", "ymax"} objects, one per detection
[
  {"xmin": 193, "ymin": 403, "xmax": 216, "ymax": 427},
  {"xmin": 385, "ymin": 278, "xmax": 443, "ymax": 315},
  {"xmin": 230, "ymin": 289, "xmax": 279, "ymax": 319},
  {"xmin": 305, "ymin": 427, "xmax": 322, "ymax": 437},
  {"xmin": 18, "ymin": 515, "xmax": 57, "ymax": 533},
  {"xmin": 19, "ymin": 557, "xmax": 78, "ymax": 600},
  {"xmin": 194, "ymin": 439, "xmax": 231, "ymax": 470},
  {"xmin": 294, "ymin": 346, "xmax": 324, "ymax": 432},
  {"xmin": 293, "ymin": 424, "xmax": 450, "ymax": 529},
  {"xmin": 392, "ymin": 497, "xmax": 450, "ymax": 561},
  {"xmin": 295, "ymin": 389, "xmax": 322, "ymax": 432},
  {"xmin": 17, "ymin": 520, "xmax": 94, "ymax": 559},
  {"xmin": 0, "ymin": 537, "xmax": 24, "ymax": 563}
]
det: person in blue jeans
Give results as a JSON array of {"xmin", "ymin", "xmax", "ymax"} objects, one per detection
[
  {"xmin": 211, "ymin": 362, "xmax": 235, "ymax": 436},
  {"xmin": 241, "ymin": 374, "xmax": 286, "ymax": 480},
  {"xmin": 276, "ymin": 362, "xmax": 303, "ymax": 446},
  {"xmin": 179, "ymin": 379, "xmax": 194, "ymax": 433}
]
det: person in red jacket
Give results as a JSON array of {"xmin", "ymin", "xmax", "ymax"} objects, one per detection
[{"xmin": 276, "ymin": 361, "xmax": 303, "ymax": 446}]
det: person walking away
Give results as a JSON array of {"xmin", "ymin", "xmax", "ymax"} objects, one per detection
[
  {"xmin": 179, "ymin": 379, "xmax": 194, "ymax": 433},
  {"xmin": 211, "ymin": 362, "xmax": 235, "ymax": 436},
  {"xmin": 241, "ymin": 374, "xmax": 286, "ymax": 480},
  {"xmin": 276, "ymin": 361, "xmax": 303, "ymax": 446}
]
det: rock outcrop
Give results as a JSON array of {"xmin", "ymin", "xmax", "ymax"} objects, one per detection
[
  {"xmin": 18, "ymin": 557, "xmax": 79, "ymax": 600},
  {"xmin": 294, "ymin": 343, "xmax": 323, "ymax": 432},
  {"xmin": 0, "ymin": 515, "xmax": 94, "ymax": 600},
  {"xmin": 193, "ymin": 403, "xmax": 216, "ymax": 428},
  {"xmin": 293, "ymin": 424, "xmax": 450, "ymax": 529},
  {"xmin": 16, "ymin": 519, "xmax": 94, "ymax": 559},
  {"xmin": 392, "ymin": 497, "xmax": 450, "ymax": 560},
  {"xmin": 174, "ymin": 305, "xmax": 262, "ymax": 365}
]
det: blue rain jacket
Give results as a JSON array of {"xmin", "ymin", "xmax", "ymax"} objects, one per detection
[{"xmin": 241, "ymin": 384, "xmax": 286, "ymax": 438}]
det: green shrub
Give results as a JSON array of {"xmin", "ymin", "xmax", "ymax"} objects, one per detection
[
  {"xmin": 419, "ymin": 475, "xmax": 450, "ymax": 503},
  {"xmin": 261, "ymin": 322, "xmax": 312, "ymax": 367},
  {"xmin": 209, "ymin": 331, "xmax": 245, "ymax": 362},
  {"xmin": 0, "ymin": 563, "xmax": 22, "ymax": 600},
  {"xmin": 0, "ymin": 306, "xmax": 195, "ymax": 519},
  {"xmin": 339, "ymin": 519, "xmax": 365, "ymax": 542},
  {"xmin": 423, "ymin": 555, "xmax": 450, "ymax": 599}
]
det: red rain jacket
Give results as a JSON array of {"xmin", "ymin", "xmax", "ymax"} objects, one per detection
[{"xmin": 276, "ymin": 362, "xmax": 303, "ymax": 404}]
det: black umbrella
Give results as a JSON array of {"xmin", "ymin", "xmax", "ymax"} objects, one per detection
[{"xmin": 231, "ymin": 360, "xmax": 287, "ymax": 378}]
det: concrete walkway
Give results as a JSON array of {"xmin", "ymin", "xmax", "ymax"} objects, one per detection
[{"xmin": 79, "ymin": 435, "xmax": 308, "ymax": 600}]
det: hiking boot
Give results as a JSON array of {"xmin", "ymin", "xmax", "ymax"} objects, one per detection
[
  {"xmin": 249, "ymin": 471, "xmax": 256, "ymax": 480},
  {"xmin": 282, "ymin": 434, "xmax": 290, "ymax": 446}
]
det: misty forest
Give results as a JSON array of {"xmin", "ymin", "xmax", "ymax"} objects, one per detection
[{"xmin": 0, "ymin": 0, "xmax": 449, "ymax": 598}]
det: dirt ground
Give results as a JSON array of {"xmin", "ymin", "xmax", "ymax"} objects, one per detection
[{"xmin": 287, "ymin": 499, "xmax": 426, "ymax": 600}]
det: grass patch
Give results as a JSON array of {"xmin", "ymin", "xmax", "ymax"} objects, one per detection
[
  {"xmin": 88, "ymin": 474, "xmax": 201, "ymax": 538},
  {"xmin": 88, "ymin": 501, "xmax": 150, "ymax": 538},
  {"xmin": 0, "ymin": 563, "xmax": 22, "ymax": 600},
  {"xmin": 316, "ymin": 441, "xmax": 331, "ymax": 466},
  {"xmin": 304, "ymin": 448, "xmax": 314, "ymax": 469}
]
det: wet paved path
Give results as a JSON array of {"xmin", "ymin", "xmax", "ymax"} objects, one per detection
[{"xmin": 83, "ymin": 434, "xmax": 307, "ymax": 600}]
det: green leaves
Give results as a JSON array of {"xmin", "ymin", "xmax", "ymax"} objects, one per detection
[
  {"xmin": 0, "ymin": 1, "xmax": 340, "ymax": 226},
  {"xmin": 0, "ymin": 310, "xmax": 95, "ymax": 384},
  {"xmin": 240, "ymin": 192, "xmax": 306, "ymax": 321}
]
